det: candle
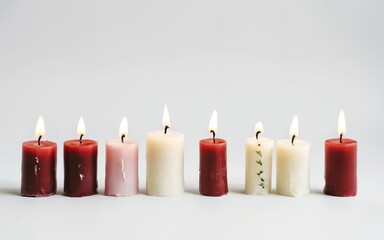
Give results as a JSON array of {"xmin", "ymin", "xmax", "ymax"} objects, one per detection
[
  {"xmin": 199, "ymin": 110, "xmax": 228, "ymax": 196},
  {"xmin": 21, "ymin": 116, "xmax": 57, "ymax": 197},
  {"xmin": 324, "ymin": 110, "xmax": 357, "ymax": 197},
  {"xmin": 105, "ymin": 117, "xmax": 139, "ymax": 196},
  {"xmin": 276, "ymin": 115, "xmax": 310, "ymax": 197},
  {"xmin": 64, "ymin": 116, "xmax": 98, "ymax": 197},
  {"xmin": 245, "ymin": 122, "xmax": 274, "ymax": 195},
  {"xmin": 146, "ymin": 105, "xmax": 184, "ymax": 196}
]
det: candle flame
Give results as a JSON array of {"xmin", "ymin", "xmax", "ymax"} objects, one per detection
[
  {"xmin": 119, "ymin": 116, "xmax": 128, "ymax": 139},
  {"xmin": 35, "ymin": 116, "xmax": 45, "ymax": 139},
  {"xmin": 338, "ymin": 110, "xmax": 346, "ymax": 136},
  {"xmin": 162, "ymin": 104, "xmax": 170, "ymax": 128},
  {"xmin": 209, "ymin": 110, "xmax": 218, "ymax": 133},
  {"xmin": 254, "ymin": 121, "xmax": 264, "ymax": 134},
  {"xmin": 77, "ymin": 116, "xmax": 86, "ymax": 137},
  {"xmin": 289, "ymin": 115, "xmax": 299, "ymax": 138}
]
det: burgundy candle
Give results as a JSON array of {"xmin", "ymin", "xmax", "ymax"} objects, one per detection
[
  {"xmin": 21, "ymin": 116, "xmax": 57, "ymax": 197},
  {"xmin": 199, "ymin": 111, "xmax": 228, "ymax": 196},
  {"xmin": 64, "ymin": 116, "xmax": 98, "ymax": 197},
  {"xmin": 324, "ymin": 110, "xmax": 357, "ymax": 197}
]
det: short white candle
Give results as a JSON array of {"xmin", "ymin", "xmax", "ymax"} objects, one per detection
[
  {"xmin": 146, "ymin": 105, "xmax": 184, "ymax": 196},
  {"xmin": 245, "ymin": 122, "xmax": 274, "ymax": 195},
  {"xmin": 276, "ymin": 115, "xmax": 310, "ymax": 197}
]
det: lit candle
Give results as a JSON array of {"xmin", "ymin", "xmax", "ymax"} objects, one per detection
[
  {"xmin": 105, "ymin": 117, "xmax": 139, "ymax": 196},
  {"xmin": 64, "ymin": 116, "xmax": 98, "ymax": 197},
  {"xmin": 199, "ymin": 110, "xmax": 228, "ymax": 196},
  {"xmin": 21, "ymin": 116, "xmax": 57, "ymax": 197},
  {"xmin": 245, "ymin": 122, "xmax": 274, "ymax": 195},
  {"xmin": 276, "ymin": 115, "xmax": 310, "ymax": 197},
  {"xmin": 146, "ymin": 105, "xmax": 184, "ymax": 196},
  {"xmin": 324, "ymin": 110, "xmax": 357, "ymax": 197}
]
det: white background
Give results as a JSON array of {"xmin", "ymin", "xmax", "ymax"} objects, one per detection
[{"xmin": 0, "ymin": 0, "xmax": 383, "ymax": 239}]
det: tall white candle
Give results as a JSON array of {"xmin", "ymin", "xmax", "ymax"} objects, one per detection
[
  {"xmin": 146, "ymin": 105, "xmax": 184, "ymax": 196},
  {"xmin": 105, "ymin": 117, "xmax": 139, "ymax": 197},
  {"xmin": 276, "ymin": 115, "xmax": 310, "ymax": 197},
  {"xmin": 245, "ymin": 122, "xmax": 274, "ymax": 195}
]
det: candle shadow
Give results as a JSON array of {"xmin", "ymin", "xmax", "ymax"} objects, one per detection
[
  {"xmin": 0, "ymin": 187, "xmax": 20, "ymax": 196},
  {"xmin": 184, "ymin": 187, "xmax": 200, "ymax": 195},
  {"xmin": 139, "ymin": 187, "xmax": 147, "ymax": 195},
  {"xmin": 310, "ymin": 188, "xmax": 325, "ymax": 195},
  {"xmin": 229, "ymin": 185, "xmax": 246, "ymax": 195}
]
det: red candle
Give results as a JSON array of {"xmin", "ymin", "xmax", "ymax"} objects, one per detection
[
  {"xmin": 64, "ymin": 117, "xmax": 98, "ymax": 197},
  {"xmin": 324, "ymin": 110, "xmax": 357, "ymax": 197},
  {"xmin": 199, "ymin": 111, "xmax": 228, "ymax": 196},
  {"xmin": 21, "ymin": 116, "xmax": 57, "ymax": 197}
]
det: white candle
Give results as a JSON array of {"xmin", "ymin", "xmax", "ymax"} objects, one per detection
[
  {"xmin": 105, "ymin": 117, "xmax": 139, "ymax": 196},
  {"xmin": 146, "ymin": 105, "xmax": 184, "ymax": 196},
  {"xmin": 276, "ymin": 115, "xmax": 310, "ymax": 197},
  {"xmin": 245, "ymin": 122, "xmax": 274, "ymax": 195}
]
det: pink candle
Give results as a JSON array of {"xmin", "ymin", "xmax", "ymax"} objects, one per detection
[{"xmin": 105, "ymin": 117, "xmax": 139, "ymax": 196}]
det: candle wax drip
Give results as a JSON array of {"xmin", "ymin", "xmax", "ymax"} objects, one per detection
[
  {"xmin": 34, "ymin": 157, "xmax": 40, "ymax": 176},
  {"xmin": 121, "ymin": 157, "xmax": 127, "ymax": 182},
  {"xmin": 78, "ymin": 163, "xmax": 84, "ymax": 181}
]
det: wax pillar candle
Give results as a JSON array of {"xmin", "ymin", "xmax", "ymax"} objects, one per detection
[
  {"xmin": 21, "ymin": 116, "xmax": 57, "ymax": 197},
  {"xmin": 324, "ymin": 110, "xmax": 357, "ymax": 197},
  {"xmin": 64, "ymin": 116, "xmax": 98, "ymax": 197},
  {"xmin": 276, "ymin": 115, "xmax": 310, "ymax": 197},
  {"xmin": 146, "ymin": 105, "xmax": 184, "ymax": 196},
  {"xmin": 199, "ymin": 110, "xmax": 228, "ymax": 196},
  {"xmin": 105, "ymin": 117, "xmax": 139, "ymax": 196},
  {"xmin": 245, "ymin": 122, "xmax": 274, "ymax": 195}
]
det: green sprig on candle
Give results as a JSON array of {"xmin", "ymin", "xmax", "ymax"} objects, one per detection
[{"xmin": 255, "ymin": 143, "xmax": 265, "ymax": 189}]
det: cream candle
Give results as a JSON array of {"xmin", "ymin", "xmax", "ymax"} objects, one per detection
[
  {"xmin": 105, "ymin": 117, "xmax": 139, "ymax": 197},
  {"xmin": 276, "ymin": 115, "xmax": 310, "ymax": 197},
  {"xmin": 245, "ymin": 122, "xmax": 274, "ymax": 195},
  {"xmin": 146, "ymin": 105, "xmax": 184, "ymax": 196}
]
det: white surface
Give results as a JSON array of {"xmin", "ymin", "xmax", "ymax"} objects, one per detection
[{"xmin": 0, "ymin": 0, "xmax": 383, "ymax": 239}]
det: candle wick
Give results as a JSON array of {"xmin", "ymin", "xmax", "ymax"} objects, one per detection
[
  {"xmin": 339, "ymin": 133, "xmax": 343, "ymax": 143},
  {"xmin": 38, "ymin": 135, "xmax": 42, "ymax": 146},
  {"xmin": 121, "ymin": 134, "xmax": 125, "ymax": 143},
  {"xmin": 291, "ymin": 135, "xmax": 295, "ymax": 146},
  {"xmin": 256, "ymin": 131, "xmax": 261, "ymax": 140},
  {"xmin": 79, "ymin": 134, "xmax": 84, "ymax": 144},
  {"xmin": 210, "ymin": 130, "xmax": 216, "ymax": 143},
  {"xmin": 164, "ymin": 125, "xmax": 169, "ymax": 134}
]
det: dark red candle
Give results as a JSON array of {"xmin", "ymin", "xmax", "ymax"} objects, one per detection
[
  {"xmin": 324, "ymin": 138, "xmax": 357, "ymax": 197},
  {"xmin": 199, "ymin": 110, "xmax": 228, "ymax": 196},
  {"xmin": 199, "ymin": 138, "xmax": 228, "ymax": 196},
  {"xmin": 21, "ymin": 116, "xmax": 57, "ymax": 197},
  {"xmin": 21, "ymin": 141, "xmax": 57, "ymax": 197},
  {"xmin": 64, "ymin": 139, "xmax": 98, "ymax": 197},
  {"xmin": 324, "ymin": 110, "xmax": 357, "ymax": 197},
  {"xmin": 64, "ymin": 117, "xmax": 98, "ymax": 197}
]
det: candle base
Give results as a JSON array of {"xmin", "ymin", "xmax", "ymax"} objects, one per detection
[
  {"xmin": 324, "ymin": 187, "xmax": 357, "ymax": 197},
  {"xmin": 21, "ymin": 191, "xmax": 56, "ymax": 197},
  {"xmin": 64, "ymin": 190, "xmax": 98, "ymax": 197}
]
